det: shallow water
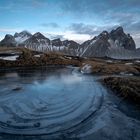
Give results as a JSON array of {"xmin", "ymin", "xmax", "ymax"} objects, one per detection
[{"xmin": 0, "ymin": 66, "xmax": 140, "ymax": 140}]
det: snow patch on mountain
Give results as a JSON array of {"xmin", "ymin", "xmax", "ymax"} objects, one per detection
[{"xmin": 14, "ymin": 31, "xmax": 32, "ymax": 44}]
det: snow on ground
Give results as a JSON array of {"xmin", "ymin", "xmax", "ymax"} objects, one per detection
[
  {"xmin": 125, "ymin": 63, "xmax": 133, "ymax": 65},
  {"xmin": 0, "ymin": 55, "xmax": 19, "ymax": 61},
  {"xmin": 34, "ymin": 54, "xmax": 41, "ymax": 58},
  {"xmin": 135, "ymin": 60, "xmax": 140, "ymax": 63},
  {"xmin": 64, "ymin": 56, "xmax": 72, "ymax": 59},
  {"xmin": 106, "ymin": 60, "xmax": 113, "ymax": 63},
  {"xmin": 120, "ymin": 72, "xmax": 133, "ymax": 76},
  {"xmin": 15, "ymin": 36, "xmax": 30, "ymax": 44}
]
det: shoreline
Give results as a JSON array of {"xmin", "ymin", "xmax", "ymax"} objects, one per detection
[{"xmin": 0, "ymin": 48, "xmax": 140, "ymax": 104}]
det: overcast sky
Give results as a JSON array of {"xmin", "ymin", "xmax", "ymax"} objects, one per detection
[{"xmin": 0, "ymin": 0, "xmax": 140, "ymax": 47}]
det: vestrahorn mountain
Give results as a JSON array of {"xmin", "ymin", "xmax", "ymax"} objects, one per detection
[{"xmin": 0, "ymin": 26, "xmax": 139, "ymax": 59}]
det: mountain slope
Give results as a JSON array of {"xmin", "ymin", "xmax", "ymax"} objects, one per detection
[{"xmin": 81, "ymin": 31, "xmax": 110, "ymax": 57}]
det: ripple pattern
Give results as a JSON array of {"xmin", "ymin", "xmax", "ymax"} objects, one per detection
[
  {"xmin": 0, "ymin": 67, "xmax": 103, "ymax": 135},
  {"xmin": 0, "ymin": 67, "xmax": 140, "ymax": 140}
]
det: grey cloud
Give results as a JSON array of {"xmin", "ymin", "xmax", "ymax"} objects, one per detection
[
  {"xmin": 68, "ymin": 23, "xmax": 118, "ymax": 36},
  {"xmin": 31, "ymin": 0, "xmax": 44, "ymax": 7},
  {"xmin": 60, "ymin": 0, "xmax": 106, "ymax": 17},
  {"xmin": 60, "ymin": 0, "xmax": 140, "ymax": 24},
  {"xmin": 68, "ymin": 21, "xmax": 140, "ymax": 36},
  {"xmin": 131, "ymin": 21, "xmax": 140, "ymax": 31},
  {"xmin": 103, "ymin": 11, "xmax": 140, "ymax": 36},
  {"xmin": 69, "ymin": 23, "xmax": 100, "ymax": 35},
  {"xmin": 68, "ymin": 22, "xmax": 140, "ymax": 47},
  {"xmin": 40, "ymin": 23, "xmax": 60, "ymax": 28},
  {"xmin": 113, "ymin": 14, "xmax": 140, "ymax": 34},
  {"xmin": 62, "ymin": 0, "xmax": 140, "ymax": 11},
  {"xmin": 123, "ymin": 21, "xmax": 140, "ymax": 34},
  {"xmin": 50, "ymin": 34, "xmax": 65, "ymax": 40},
  {"xmin": 45, "ymin": 33, "xmax": 65, "ymax": 40}
]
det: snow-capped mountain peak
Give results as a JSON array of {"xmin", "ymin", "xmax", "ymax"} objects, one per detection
[{"xmin": 14, "ymin": 30, "xmax": 32, "ymax": 44}]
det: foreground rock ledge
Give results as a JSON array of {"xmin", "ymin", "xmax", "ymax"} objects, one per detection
[{"xmin": 102, "ymin": 76, "xmax": 140, "ymax": 104}]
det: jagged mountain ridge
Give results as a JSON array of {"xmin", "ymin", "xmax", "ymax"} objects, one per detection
[
  {"xmin": 81, "ymin": 27, "xmax": 137, "ymax": 57},
  {"xmin": 0, "ymin": 31, "xmax": 80, "ymax": 55},
  {"xmin": 0, "ymin": 27, "xmax": 140, "ymax": 59}
]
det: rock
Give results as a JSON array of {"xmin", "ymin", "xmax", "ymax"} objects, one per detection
[
  {"xmin": 12, "ymin": 86, "xmax": 23, "ymax": 91},
  {"xmin": 81, "ymin": 64, "xmax": 92, "ymax": 74}
]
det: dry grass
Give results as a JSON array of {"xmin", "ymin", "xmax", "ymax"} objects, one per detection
[
  {"xmin": 102, "ymin": 76, "xmax": 140, "ymax": 104},
  {"xmin": 0, "ymin": 49, "xmax": 81, "ymax": 67},
  {"xmin": 82, "ymin": 59, "xmax": 140, "ymax": 75},
  {"xmin": 0, "ymin": 47, "xmax": 28, "ymax": 52}
]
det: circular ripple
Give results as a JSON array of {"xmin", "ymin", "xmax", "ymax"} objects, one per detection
[{"xmin": 0, "ymin": 67, "xmax": 103, "ymax": 135}]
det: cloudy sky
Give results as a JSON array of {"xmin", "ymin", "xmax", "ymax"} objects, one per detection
[{"xmin": 0, "ymin": 0, "xmax": 140, "ymax": 46}]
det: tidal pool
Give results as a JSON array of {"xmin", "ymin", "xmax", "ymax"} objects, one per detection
[{"xmin": 0, "ymin": 66, "xmax": 139, "ymax": 140}]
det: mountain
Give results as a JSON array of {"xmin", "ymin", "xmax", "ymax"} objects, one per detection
[
  {"xmin": 22, "ymin": 33, "xmax": 80, "ymax": 54},
  {"xmin": 81, "ymin": 31, "xmax": 110, "ymax": 57},
  {"xmin": 23, "ymin": 32, "xmax": 51, "ymax": 51},
  {"xmin": 81, "ymin": 26, "xmax": 138, "ymax": 59},
  {"xmin": 62, "ymin": 40, "xmax": 80, "ymax": 56},
  {"xmin": 0, "ymin": 34, "xmax": 16, "ymax": 47},
  {"xmin": 51, "ymin": 38, "xmax": 64, "ymax": 51},
  {"xmin": 52, "ymin": 38, "xmax": 62, "ymax": 46},
  {"xmin": 0, "ymin": 27, "xmax": 139, "ymax": 59},
  {"xmin": 109, "ymin": 27, "xmax": 136, "ymax": 50},
  {"xmin": 0, "ymin": 31, "xmax": 32, "ymax": 47}
]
